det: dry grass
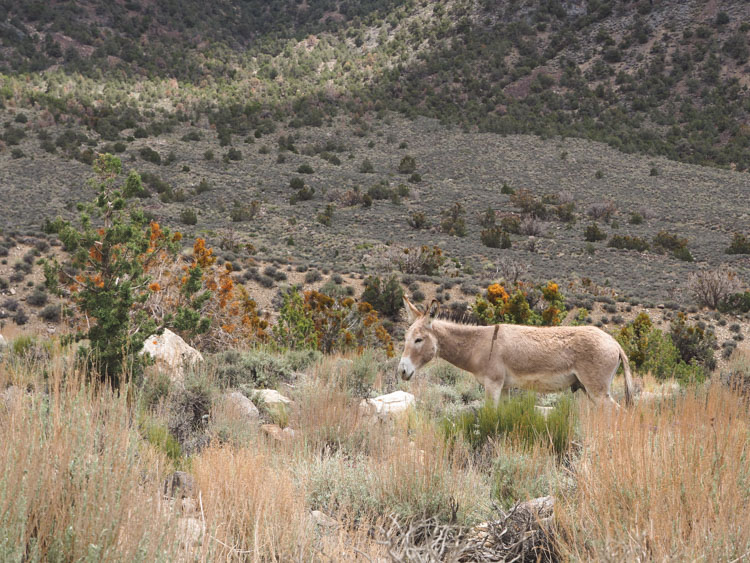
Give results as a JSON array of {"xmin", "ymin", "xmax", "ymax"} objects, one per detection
[
  {"xmin": 3, "ymin": 340, "xmax": 750, "ymax": 561},
  {"xmin": 556, "ymin": 384, "xmax": 750, "ymax": 561},
  {"xmin": 0, "ymin": 355, "xmax": 181, "ymax": 561}
]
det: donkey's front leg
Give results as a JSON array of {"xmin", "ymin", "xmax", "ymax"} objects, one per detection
[{"xmin": 484, "ymin": 380, "xmax": 504, "ymax": 406}]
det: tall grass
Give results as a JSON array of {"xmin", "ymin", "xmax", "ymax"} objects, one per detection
[
  {"xmin": 0, "ymin": 357, "xmax": 181, "ymax": 561},
  {"xmin": 441, "ymin": 392, "xmax": 577, "ymax": 456},
  {"xmin": 556, "ymin": 384, "xmax": 750, "ymax": 560}
]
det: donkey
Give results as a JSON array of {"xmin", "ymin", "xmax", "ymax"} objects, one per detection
[{"xmin": 397, "ymin": 297, "xmax": 634, "ymax": 407}]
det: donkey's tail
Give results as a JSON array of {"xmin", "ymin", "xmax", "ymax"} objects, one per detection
[{"xmin": 617, "ymin": 345, "xmax": 634, "ymax": 407}]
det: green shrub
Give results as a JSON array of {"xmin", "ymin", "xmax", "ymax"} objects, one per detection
[
  {"xmin": 346, "ymin": 349, "xmax": 381, "ymax": 397},
  {"xmin": 481, "ymin": 226, "xmax": 511, "ymax": 249},
  {"xmin": 224, "ymin": 148, "xmax": 242, "ymax": 161},
  {"xmin": 440, "ymin": 202, "xmax": 467, "ymax": 237},
  {"xmin": 608, "ymin": 235, "xmax": 650, "ymax": 251},
  {"xmin": 214, "ymin": 349, "xmax": 296, "ymax": 389},
  {"xmin": 492, "ymin": 451, "xmax": 554, "ymax": 509},
  {"xmin": 195, "ymin": 178, "xmax": 212, "ymax": 194},
  {"xmin": 442, "ymin": 393, "xmax": 575, "ymax": 457},
  {"xmin": 180, "ymin": 208, "xmax": 198, "ymax": 225},
  {"xmin": 500, "ymin": 183, "xmax": 515, "ymax": 195},
  {"xmin": 230, "ymin": 200, "xmax": 260, "ymax": 222},
  {"xmin": 616, "ymin": 313, "xmax": 709, "ymax": 384},
  {"xmin": 297, "ymin": 163, "xmax": 314, "ymax": 174},
  {"xmin": 290, "ymin": 187, "xmax": 315, "ymax": 204},
  {"xmin": 670, "ymin": 313, "xmax": 716, "ymax": 372},
  {"xmin": 317, "ymin": 204, "xmax": 334, "ymax": 226},
  {"xmin": 359, "ymin": 158, "xmax": 374, "ymax": 173},
  {"xmin": 27, "ymin": 288, "xmax": 48, "ymax": 307},
  {"xmin": 397, "ymin": 155, "xmax": 417, "ymax": 174},
  {"xmin": 289, "ymin": 177, "xmax": 305, "ymax": 190},
  {"xmin": 39, "ymin": 303, "xmax": 62, "ymax": 322},
  {"xmin": 361, "ymin": 274, "xmax": 404, "ymax": 319},
  {"xmin": 726, "ymin": 233, "xmax": 750, "ymax": 255},
  {"xmin": 141, "ymin": 418, "xmax": 182, "ymax": 462},
  {"xmin": 718, "ymin": 292, "xmax": 750, "ymax": 314},
  {"xmin": 407, "ymin": 211, "xmax": 429, "ymax": 229},
  {"xmin": 140, "ymin": 372, "xmax": 173, "ymax": 411},
  {"xmin": 139, "ymin": 147, "xmax": 161, "ymax": 164},
  {"xmin": 584, "ymin": 223, "xmax": 607, "ymax": 242}
]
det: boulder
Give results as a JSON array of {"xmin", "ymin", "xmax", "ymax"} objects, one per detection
[
  {"xmin": 253, "ymin": 389, "xmax": 292, "ymax": 406},
  {"xmin": 139, "ymin": 329, "xmax": 203, "ymax": 383},
  {"xmin": 360, "ymin": 390, "xmax": 415, "ymax": 417},
  {"xmin": 224, "ymin": 391, "xmax": 260, "ymax": 424},
  {"xmin": 0, "ymin": 334, "xmax": 7, "ymax": 349}
]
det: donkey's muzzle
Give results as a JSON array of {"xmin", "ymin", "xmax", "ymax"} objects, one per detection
[{"xmin": 398, "ymin": 358, "xmax": 414, "ymax": 381}]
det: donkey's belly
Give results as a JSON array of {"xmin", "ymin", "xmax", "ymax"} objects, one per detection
[{"xmin": 505, "ymin": 371, "xmax": 577, "ymax": 393}]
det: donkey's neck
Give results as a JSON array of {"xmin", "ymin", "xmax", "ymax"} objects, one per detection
[{"xmin": 432, "ymin": 320, "xmax": 492, "ymax": 375}]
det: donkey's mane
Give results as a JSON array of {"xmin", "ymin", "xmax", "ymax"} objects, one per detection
[{"xmin": 435, "ymin": 310, "xmax": 482, "ymax": 326}]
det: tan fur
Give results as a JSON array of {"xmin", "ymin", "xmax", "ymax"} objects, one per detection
[{"xmin": 398, "ymin": 298, "xmax": 634, "ymax": 407}]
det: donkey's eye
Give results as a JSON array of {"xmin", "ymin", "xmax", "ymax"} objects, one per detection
[{"xmin": 414, "ymin": 338, "xmax": 423, "ymax": 344}]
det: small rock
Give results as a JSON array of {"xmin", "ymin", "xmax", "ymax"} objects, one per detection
[
  {"xmin": 0, "ymin": 334, "xmax": 7, "ymax": 349},
  {"xmin": 224, "ymin": 391, "xmax": 260, "ymax": 423},
  {"xmin": 310, "ymin": 510, "xmax": 338, "ymax": 529},
  {"xmin": 9, "ymin": 288, "xmax": 15, "ymax": 295},
  {"xmin": 253, "ymin": 389, "xmax": 292, "ymax": 405},
  {"xmin": 360, "ymin": 390, "xmax": 415, "ymax": 417},
  {"xmin": 163, "ymin": 471, "xmax": 196, "ymax": 499}
]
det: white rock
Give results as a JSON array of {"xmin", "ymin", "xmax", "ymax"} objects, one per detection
[
  {"xmin": 360, "ymin": 390, "xmax": 415, "ymax": 417},
  {"xmin": 139, "ymin": 329, "xmax": 203, "ymax": 383},
  {"xmin": 0, "ymin": 334, "xmax": 6, "ymax": 349},
  {"xmin": 224, "ymin": 391, "xmax": 260, "ymax": 423},
  {"xmin": 253, "ymin": 389, "xmax": 292, "ymax": 405}
]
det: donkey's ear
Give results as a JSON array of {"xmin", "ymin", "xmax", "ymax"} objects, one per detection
[
  {"xmin": 403, "ymin": 296, "xmax": 422, "ymax": 323},
  {"xmin": 425, "ymin": 299, "xmax": 440, "ymax": 327}
]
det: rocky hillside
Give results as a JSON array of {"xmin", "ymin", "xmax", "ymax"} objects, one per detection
[{"xmin": 1, "ymin": 0, "xmax": 749, "ymax": 169}]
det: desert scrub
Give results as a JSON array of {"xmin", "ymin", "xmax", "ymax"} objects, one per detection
[
  {"xmin": 583, "ymin": 222, "xmax": 607, "ymax": 242},
  {"xmin": 726, "ymin": 232, "xmax": 750, "ymax": 254},
  {"xmin": 212, "ymin": 348, "xmax": 298, "ymax": 388},
  {"xmin": 608, "ymin": 234, "xmax": 650, "ymax": 251},
  {"xmin": 556, "ymin": 384, "xmax": 750, "ymax": 561},
  {"xmin": 440, "ymin": 202, "xmax": 467, "ymax": 237},
  {"xmin": 302, "ymin": 424, "xmax": 490, "ymax": 527},
  {"xmin": 491, "ymin": 445, "xmax": 559, "ymax": 509},
  {"xmin": 615, "ymin": 313, "xmax": 709, "ymax": 384},
  {"xmin": 361, "ymin": 274, "xmax": 404, "ymax": 319},
  {"xmin": 0, "ymin": 368, "xmax": 181, "ymax": 561},
  {"xmin": 441, "ymin": 393, "xmax": 576, "ymax": 457}
]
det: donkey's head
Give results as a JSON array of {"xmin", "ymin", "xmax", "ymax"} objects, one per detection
[{"xmin": 398, "ymin": 297, "xmax": 439, "ymax": 380}]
